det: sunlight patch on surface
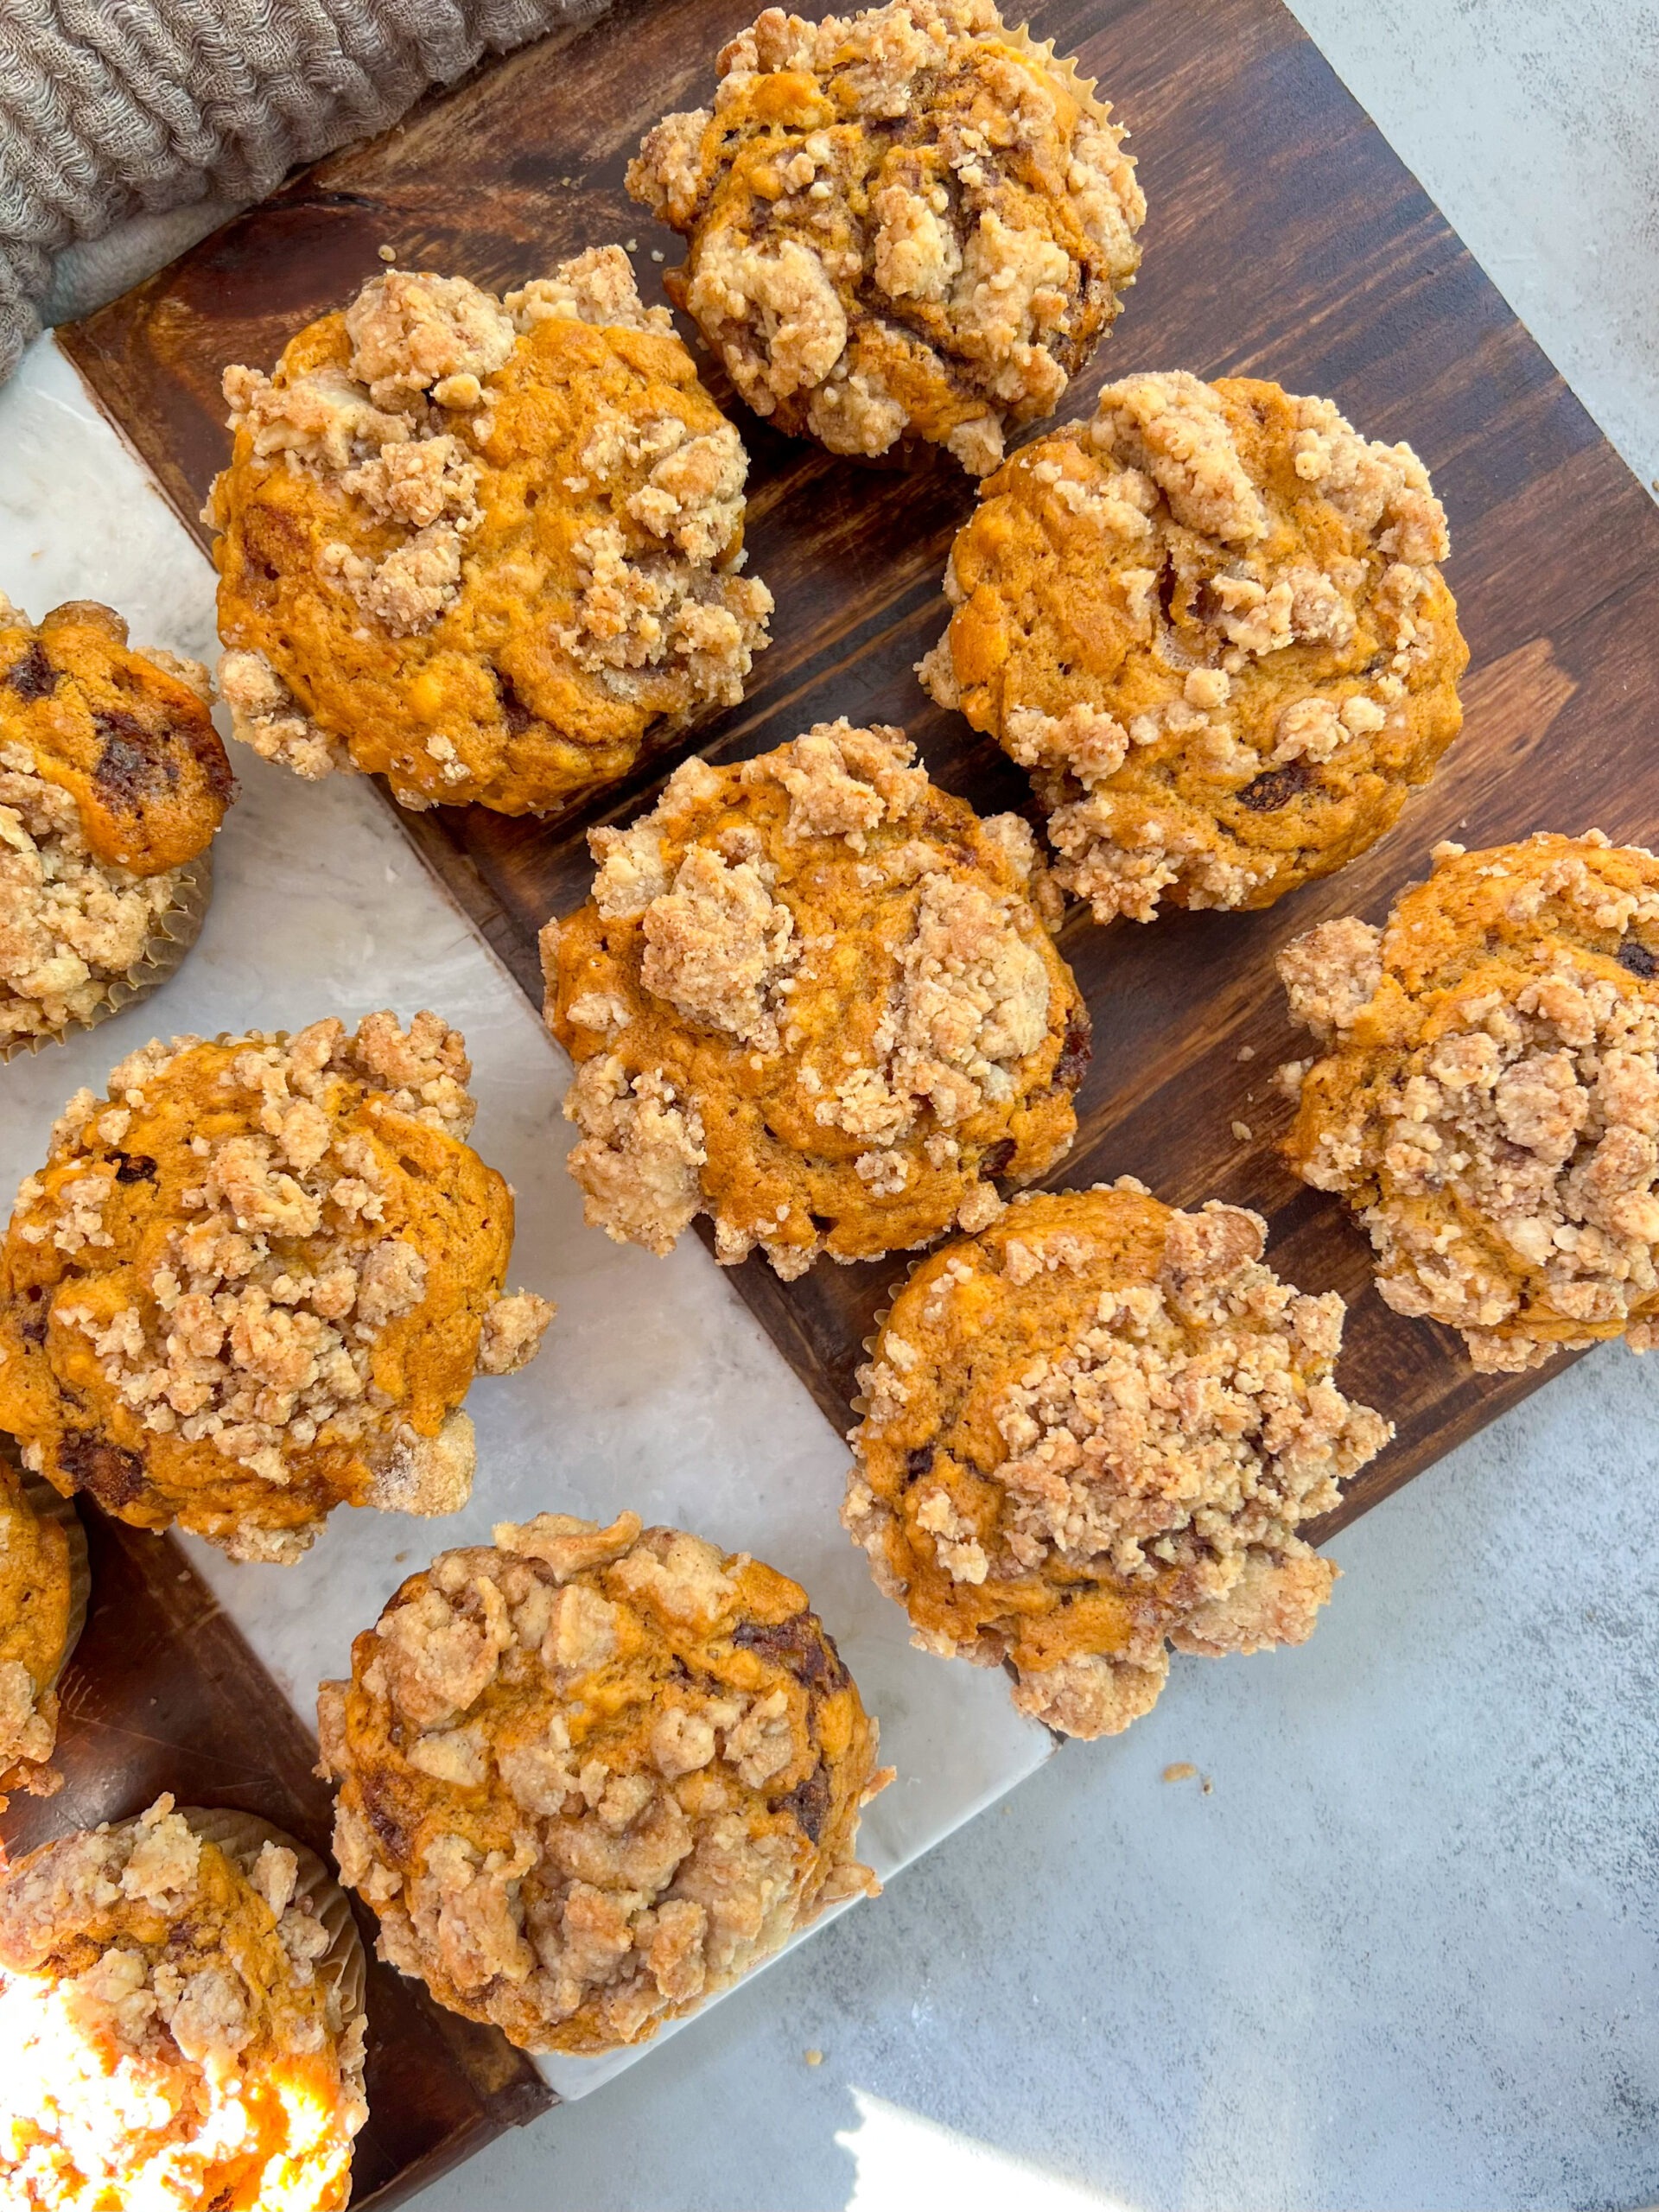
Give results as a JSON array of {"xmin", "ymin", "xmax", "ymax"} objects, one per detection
[{"xmin": 838, "ymin": 2088, "xmax": 1134, "ymax": 2210}]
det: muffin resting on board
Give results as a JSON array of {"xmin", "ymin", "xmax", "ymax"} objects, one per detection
[
  {"xmin": 921, "ymin": 372, "xmax": 1467, "ymax": 919},
  {"xmin": 628, "ymin": 0, "xmax": 1145, "ymax": 474},
  {"xmin": 544, "ymin": 719, "xmax": 1089, "ymax": 1277},
  {"xmin": 1281, "ymin": 831, "xmax": 1659, "ymax": 1372},
  {"xmin": 844, "ymin": 1182, "xmax": 1389, "ymax": 1737},
  {"xmin": 0, "ymin": 1444, "xmax": 86, "ymax": 1808},
  {"xmin": 0, "ymin": 1014, "xmax": 552, "ymax": 1562},
  {"xmin": 212, "ymin": 250, "xmax": 772, "ymax": 816},
  {"xmin": 318, "ymin": 1512, "xmax": 889, "ymax": 2053}
]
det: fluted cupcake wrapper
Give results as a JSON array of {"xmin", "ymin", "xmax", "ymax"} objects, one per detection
[{"xmin": 0, "ymin": 850, "xmax": 213, "ymax": 1065}]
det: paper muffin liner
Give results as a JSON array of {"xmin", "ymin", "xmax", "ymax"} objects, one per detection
[
  {"xmin": 177, "ymin": 1806, "xmax": 368, "ymax": 2093},
  {"xmin": 0, "ymin": 1433, "xmax": 90, "ymax": 1700},
  {"xmin": 0, "ymin": 850, "xmax": 214, "ymax": 1065}
]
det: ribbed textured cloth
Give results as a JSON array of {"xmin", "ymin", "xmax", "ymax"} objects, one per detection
[{"xmin": 0, "ymin": 0, "xmax": 611, "ymax": 380}]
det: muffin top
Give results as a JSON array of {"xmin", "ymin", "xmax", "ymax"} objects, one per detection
[
  {"xmin": 922, "ymin": 372, "xmax": 1467, "ymax": 920},
  {"xmin": 627, "ymin": 0, "xmax": 1143, "ymax": 474},
  {"xmin": 0, "ymin": 1013, "xmax": 553, "ymax": 1562},
  {"xmin": 0, "ymin": 1796, "xmax": 366, "ymax": 2212},
  {"xmin": 319, "ymin": 1512, "xmax": 888, "ymax": 2053},
  {"xmin": 844, "ymin": 1182, "xmax": 1389, "ymax": 1737},
  {"xmin": 0, "ymin": 1455, "xmax": 76, "ymax": 1808},
  {"xmin": 1281, "ymin": 831, "xmax": 1659, "ymax": 1372},
  {"xmin": 1, "ymin": 596, "xmax": 232, "ymax": 1043},
  {"xmin": 544, "ymin": 719, "xmax": 1089, "ymax": 1277},
  {"xmin": 212, "ymin": 249, "xmax": 773, "ymax": 817}
]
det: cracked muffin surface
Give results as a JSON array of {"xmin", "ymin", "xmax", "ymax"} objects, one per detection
[
  {"xmin": 211, "ymin": 250, "xmax": 772, "ymax": 817},
  {"xmin": 0, "ymin": 1455, "xmax": 78, "ymax": 1808},
  {"xmin": 543, "ymin": 719, "xmax": 1089, "ymax": 1277},
  {"xmin": 318, "ymin": 1512, "xmax": 889, "ymax": 2054},
  {"xmin": 843, "ymin": 1182, "xmax": 1389, "ymax": 1738},
  {"xmin": 0, "ymin": 1796, "xmax": 366, "ymax": 2212},
  {"xmin": 921, "ymin": 372, "xmax": 1467, "ymax": 919},
  {"xmin": 0, "ymin": 595, "xmax": 231, "ymax": 1046},
  {"xmin": 1281, "ymin": 832, "xmax": 1659, "ymax": 1372},
  {"xmin": 627, "ymin": 0, "xmax": 1143, "ymax": 475},
  {"xmin": 0, "ymin": 1013, "xmax": 553, "ymax": 1563}
]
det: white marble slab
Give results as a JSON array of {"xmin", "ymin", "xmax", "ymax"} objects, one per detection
[{"xmin": 0, "ymin": 336, "xmax": 1052, "ymax": 2102}]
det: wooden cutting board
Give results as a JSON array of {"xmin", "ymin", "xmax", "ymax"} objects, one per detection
[{"xmin": 59, "ymin": 6, "xmax": 1659, "ymax": 1535}]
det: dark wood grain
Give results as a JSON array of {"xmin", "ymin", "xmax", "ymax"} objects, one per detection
[
  {"xmin": 58, "ymin": 0, "xmax": 1659, "ymax": 1560},
  {"xmin": 0, "ymin": 1509, "xmax": 551, "ymax": 2208}
]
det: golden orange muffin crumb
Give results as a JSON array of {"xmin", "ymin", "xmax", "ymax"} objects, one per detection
[
  {"xmin": 210, "ymin": 249, "xmax": 772, "ymax": 817},
  {"xmin": 0, "ymin": 1455, "xmax": 83, "ymax": 1808},
  {"xmin": 843, "ymin": 1181, "xmax": 1389, "ymax": 1737},
  {"xmin": 627, "ymin": 0, "xmax": 1143, "ymax": 474},
  {"xmin": 0, "ymin": 1014, "xmax": 553, "ymax": 1562},
  {"xmin": 921, "ymin": 372, "xmax": 1468, "ymax": 919},
  {"xmin": 318, "ymin": 1513, "xmax": 890, "ymax": 2053},
  {"xmin": 0, "ymin": 595, "xmax": 231, "ymax": 1046},
  {"xmin": 0, "ymin": 1796, "xmax": 366, "ymax": 2210},
  {"xmin": 544, "ymin": 719, "xmax": 1088, "ymax": 1276},
  {"xmin": 1281, "ymin": 831, "xmax": 1659, "ymax": 1372}
]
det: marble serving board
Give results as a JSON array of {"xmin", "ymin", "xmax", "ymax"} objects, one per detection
[{"xmin": 0, "ymin": 338, "xmax": 1052, "ymax": 2111}]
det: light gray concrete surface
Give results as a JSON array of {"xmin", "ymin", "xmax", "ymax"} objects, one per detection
[{"xmin": 407, "ymin": 6, "xmax": 1659, "ymax": 2208}]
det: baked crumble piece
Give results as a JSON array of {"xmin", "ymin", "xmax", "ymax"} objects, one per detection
[
  {"xmin": 844, "ymin": 1180, "xmax": 1389, "ymax": 1736},
  {"xmin": 922, "ymin": 372, "xmax": 1467, "ymax": 920},
  {"xmin": 627, "ymin": 0, "xmax": 1144, "ymax": 473},
  {"xmin": 544, "ymin": 719, "xmax": 1089, "ymax": 1276},
  {"xmin": 1281, "ymin": 832, "xmax": 1659, "ymax": 1370},
  {"xmin": 0, "ymin": 1014, "xmax": 553, "ymax": 1561},
  {"xmin": 211, "ymin": 251, "xmax": 772, "ymax": 817},
  {"xmin": 318, "ymin": 1513, "xmax": 889, "ymax": 2053},
  {"xmin": 0, "ymin": 1453, "xmax": 80, "ymax": 1808}
]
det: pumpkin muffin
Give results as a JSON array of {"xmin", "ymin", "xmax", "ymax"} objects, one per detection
[
  {"xmin": 0, "ymin": 1795, "xmax": 367, "ymax": 2210},
  {"xmin": 211, "ymin": 247, "xmax": 772, "ymax": 816},
  {"xmin": 920, "ymin": 372, "xmax": 1468, "ymax": 919},
  {"xmin": 1, "ymin": 595, "xmax": 232, "ymax": 1050},
  {"xmin": 0, "ymin": 1013, "xmax": 553, "ymax": 1563},
  {"xmin": 1280, "ymin": 831, "xmax": 1659, "ymax": 1372},
  {"xmin": 0, "ymin": 1447, "xmax": 86, "ymax": 1809},
  {"xmin": 318, "ymin": 1511, "xmax": 890, "ymax": 2054},
  {"xmin": 843, "ymin": 1181, "xmax": 1389, "ymax": 1738},
  {"xmin": 543, "ymin": 719, "xmax": 1089, "ymax": 1278},
  {"xmin": 627, "ymin": 0, "xmax": 1144, "ymax": 475}
]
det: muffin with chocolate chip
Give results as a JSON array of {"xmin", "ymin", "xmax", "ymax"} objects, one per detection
[
  {"xmin": 318, "ymin": 1511, "xmax": 889, "ymax": 2053},
  {"xmin": 921, "ymin": 372, "xmax": 1467, "ymax": 919},
  {"xmin": 0, "ymin": 1442, "xmax": 86, "ymax": 1808},
  {"xmin": 1281, "ymin": 831, "xmax": 1659, "ymax": 1371},
  {"xmin": 543, "ymin": 717, "xmax": 1089, "ymax": 1278},
  {"xmin": 1, "ymin": 595, "xmax": 232, "ymax": 1052},
  {"xmin": 844, "ymin": 1181, "xmax": 1389, "ymax": 1737},
  {"xmin": 0, "ymin": 1013, "xmax": 553, "ymax": 1562},
  {"xmin": 211, "ymin": 248, "xmax": 772, "ymax": 817},
  {"xmin": 0, "ymin": 1795, "xmax": 366, "ymax": 2210},
  {"xmin": 628, "ymin": 0, "xmax": 1144, "ymax": 474}
]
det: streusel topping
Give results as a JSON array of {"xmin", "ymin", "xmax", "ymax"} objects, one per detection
[
  {"xmin": 628, "ymin": 0, "xmax": 1144, "ymax": 473},
  {"xmin": 318, "ymin": 1514, "xmax": 888, "ymax": 2054},
  {"xmin": 1281, "ymin": 832, "xmax": 1659, "ymax": 1371},
  {"xmin": 546, "ymin": 720, "xmax": 1087, "ymax": 1277},
  {"xmin": 844, "ymin": 1181, "xmax": 1389, "ymax": 1738},
  {"xmin": 923, "ymin": 372, "xmax": 1467, "ymax": 920},
  {"xmin": 0, "ymin": 1796, "xmax": 366, "ymax": 2212},
  {"xmin": 212, "ymin": 251, "xmax": 772, "ymax": 816},
  {"xmin": 0, "ymin": 1014, "xmax": 553, "ymax": 1562}
]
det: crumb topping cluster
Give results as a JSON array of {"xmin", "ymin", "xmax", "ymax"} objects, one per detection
[
  {"xmin": 923, "ymin": 372, "xmax": 1465, "ymax": 920},
  {"xmin": 845, "ymin": 1183, "xmax": 1388, "ymax": 1737},
  {"xmin": 1, "ymin": 1014, "xmax": 552, "ymax": 1562},
  {"xmin": 319, "ymin": 1514, "xmax": 887, "ymax": 2053},
  {"xmin": 1281, "ymin": 833, "xmax": 1659, "ymax": 1371},
  {"xmin": 547, "ymin": 720, "xmax": 1085, "ymax": 1276},
  {"xmin": 213, "ymin": 251, "xmax": 772, "ymax": 816},
  {"xmin": 628, "ymin": 0, "xmax": 1144, "ymax": 473},
  {"xmin": 0, "ymin": 1797, "xmax": 365, "ymax": 2212}
]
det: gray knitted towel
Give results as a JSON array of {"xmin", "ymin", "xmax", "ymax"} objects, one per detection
[{"xmin": 0, "ymin": 0, "xmax": 613, "ymax": 382}]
